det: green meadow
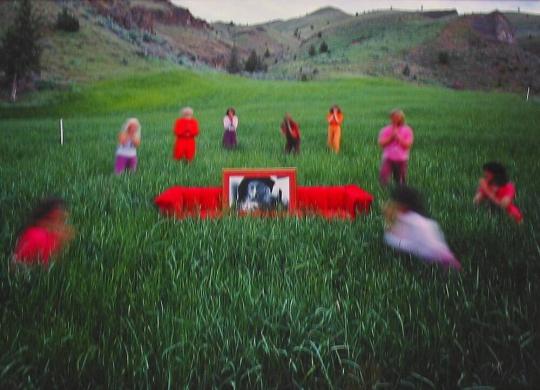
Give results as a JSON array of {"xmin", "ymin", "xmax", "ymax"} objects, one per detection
[{"xmin": 1, "ymin": 70, "xmax": 539, "ymax": 388}]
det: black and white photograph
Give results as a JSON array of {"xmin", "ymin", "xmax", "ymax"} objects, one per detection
[{"xmin": 228, "ymin": 175, "xmax": 291, "ymax": 212}]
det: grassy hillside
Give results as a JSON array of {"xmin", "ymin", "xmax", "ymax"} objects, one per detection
[
  {"xmin": 271, "ymin": 11, "xmax": 450, "ymax": 80},
  {"xmin": 1, "ymin": 69, "xmax": 539, "ymax": 387}
]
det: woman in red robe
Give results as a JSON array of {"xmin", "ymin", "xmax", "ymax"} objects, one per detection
[{"xmin": 173, "ymin": 107, "xmax": 200, "ymax": 162}]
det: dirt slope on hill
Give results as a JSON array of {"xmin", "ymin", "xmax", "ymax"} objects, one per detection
[{"xmin": 408, "ymin": 12, "xmax": 540, "ymax": 91}]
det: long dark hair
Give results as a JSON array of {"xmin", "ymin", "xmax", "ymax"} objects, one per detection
[
  {"xmin": 483, "ymin": 162, "xmax": 509, "ymax": 186},
  {"xmin": 26, "ymin": 197, "xmax": 67, "ymax": 228},
  {"xmin": 329, "ymin": 105, "xmax": 341, "ymax": 114},
  {"xmin": 390, "ymin": 185, "xmax": 428, "ymax": 217}
]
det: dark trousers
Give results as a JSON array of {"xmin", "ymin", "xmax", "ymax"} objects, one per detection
[{"xmin": 285, "ymin": 138, "xmax": 300, "ymax": 154}]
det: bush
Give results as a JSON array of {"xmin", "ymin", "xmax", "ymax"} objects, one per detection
[
  {"xmin": 308, "ymin": 45, "xmax": 316, "ymax": 57},
  {"xmin": 319, "ymin": 41, "xmax": 328, "ymax": 53},
  {"xmin": 56, "ymin": 7, "xmax": 80, "ymax": 32},
  {"xmin": 227, "ymin": 46, "xmax": 241, "ymax": 74},
  {"xmin": 244, "ymin": 50, "xmax": 266, "ymax": 73},
  {"xmin": 402, "ymin": 64, "xmax": 410, "ymax": 77},
  {"xmin": 438, "ymin": 51, "xmax": 449, "ymax": 65}
]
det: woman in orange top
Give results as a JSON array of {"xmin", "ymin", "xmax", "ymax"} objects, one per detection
[
  {"xmin": 173, "ymin": 107, "xmax": 200, "ymax": 162},
  {"xmin": 327, "ymin": 105, "xmax": 344, "ymax": 153}
]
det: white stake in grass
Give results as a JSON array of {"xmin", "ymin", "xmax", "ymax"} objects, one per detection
[
  {"xmin": 526, "ymin": 87, "xmax": 530, "ymax": 102},
  {"xmin": 60, "ymin": 118, "xmax": 64, "ymax": 145}
]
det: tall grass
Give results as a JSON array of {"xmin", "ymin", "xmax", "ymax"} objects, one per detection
[{"xmin": 0, "ymin": 70, "xmax": 539, "ymax": 388}]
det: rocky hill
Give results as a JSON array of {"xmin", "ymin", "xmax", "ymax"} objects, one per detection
[
  {"xmin": 408, "ymin": 12, "xmax": 540, "ymax": 91},
  {"xmin": 1, "ymin": 0, "xmax": 539, "ymax": 94}
]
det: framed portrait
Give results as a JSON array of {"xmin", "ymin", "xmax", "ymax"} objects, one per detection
[{"xmin": 223, "ymin": 168, "xmax": 297, "ymax": 214}]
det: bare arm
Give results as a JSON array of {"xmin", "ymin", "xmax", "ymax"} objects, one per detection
[
  {"xmin": 478, "ymin": 179, "xmax": 511, "ymax": 208},
  {"xmin": 118, "ymin": 131, "xmax": 128, "ymax": 145}
]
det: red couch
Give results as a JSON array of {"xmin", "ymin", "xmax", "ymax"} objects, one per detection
[
  {"xmin": 296, "ymin": 185, "xmax": 373, "ymax": 219},
  {"xmin": 155, "ymin": 185, "xmax": 373, "ymax": 220}
]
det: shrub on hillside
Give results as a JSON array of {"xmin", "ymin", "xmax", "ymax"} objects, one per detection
[
  {"xmin": 56, "ymin": 7, "xmax": 80, "ymax": 32},
  {"xmin": 319, "ymin": 41, "xmax": 328, "ymax": 53},
  {"xmin": 438, "ymin": 51, "xmax": 450, "ymax": 65},
  {"xmin": 308, "ymin": 45, "xmax": 316, "ymax": 57},
  {"xmin": 244, "ymin": 50, "xmax": 266, "ymax": 73},
  {"xmin": 227, "ymin": 46, "xmax": 241, "ymax": 74},
  {"xmin": 402, "ymin": 64, "xmax": 411, "ymax": 77}
]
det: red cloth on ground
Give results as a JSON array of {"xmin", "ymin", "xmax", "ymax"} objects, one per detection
[
  {"xmin": 13, "ymin": 227, "xmax": 62, "ymax": 265},
  {"xmin": 173, "ymin": 118, "xmax": 199, "ymax": 161}
]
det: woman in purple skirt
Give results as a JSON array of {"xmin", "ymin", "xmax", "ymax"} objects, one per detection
[
  {"xmin": 222, "ymin": 107, "xmax": 238, "ymax": 149},
  {"xmin": 114, "ymin": 118, "xmax": 141, "ymax": 175}
]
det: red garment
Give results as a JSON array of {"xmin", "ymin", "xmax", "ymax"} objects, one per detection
[
  {"xmin": 13, "ymin": 227, "xmax": 62, "ymax": 265},
  {"xmin": 496, "ymin": 183, "xmax": 523, "ymax": 223},
  {"xmin": 483, "ymin": 182, "xmax": 523, "ymax": 223},
  {"xmin": 174, "ymin": 138, "xmax": 196, "ymax": 161},
  {"xmin": 281, "ymin": 119, "xmax": 300, "ymax": 140},
  {"xmin": 173, "ymin": 118, "xmax": 199, "ymax": 161}
]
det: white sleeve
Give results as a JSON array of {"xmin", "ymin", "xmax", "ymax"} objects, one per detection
[
  {"xmin": 384, "ymin": 213, "xmax": 456, "ymax": 265},
  {"xmin": 233, "ymin": 116, "xmax": 239, "ymax": 129},
  {"xmin": 223, "ymin": 116, "xmax": 229, "ymax": 130}
]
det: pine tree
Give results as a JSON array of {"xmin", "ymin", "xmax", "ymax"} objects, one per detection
[
  {"xmin": 0, "ymin": 0, "xmax": 42, "ymax": 102},
  {"xmin": 308, "ymin": 45, "xmax": 316, "ymax": 57},
  {"xmin": 226, "ymin": 45, "xmax": 241, "ymax": 74},
  {"xmin": 319, "ymin": 41, "xmax": 329, "ymax": 53},
  {"xmin": 244, "ymin": 50, "xmax": 259, "ymax": 73}
]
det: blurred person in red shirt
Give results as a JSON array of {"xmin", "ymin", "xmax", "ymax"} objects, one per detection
[
  {"xmin": 13, "ymin": 197, "xmax": 75, "ymax": 267},
  {"xmin": 173, "ymin": 107, "xmax": 200, "ymax": 162}
]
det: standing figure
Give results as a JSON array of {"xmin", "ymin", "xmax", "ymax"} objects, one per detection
[
  {"xmin": 222, "ymin": 107, "xmax": 238, "ymax": 149},
  {"xmin": 114, "ymin": 118, "xmax": 141, "ymax": 175},
  {"xmin": 12, "ymin": 197, "xmax": 75, "ymax": 267},
  {"xmin": 173, "ymin": 107, "xmax": 200, "ymax": 162},
  {"xmin": 474, "ymin": 162, "xmax": 523, "ymax": 223},
  {"xmin": 383, "ymin": 186, "xmax": 461, "ymax": 270},
  {"xmin": 327, "ymin": 104, "xmax": 344, "ymax": 153},
  {"xmin": 378, "ymin": 109, "xmax": 414, "ymax": 186},
  {"xmin": 280, "ymin": 113, "xmax": 300, "ymax": 154}
]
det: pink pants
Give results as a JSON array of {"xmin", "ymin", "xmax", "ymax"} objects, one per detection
[
  {"xmin": 115, "ymin": 155, "xmax": 137, "ymax": 175},
  {"xmin": 379, "ymin": 159, "xmax": 407, "ymax": 186}
]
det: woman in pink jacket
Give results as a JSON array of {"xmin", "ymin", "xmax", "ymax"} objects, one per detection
[{"xmin": 378, "ymin": 109, "xmax": 414, "ymax": 186}]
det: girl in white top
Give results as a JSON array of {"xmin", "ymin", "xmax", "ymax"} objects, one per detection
[
  {"xmin": 114, "ymin": 118, "xmax": 141, "ymax": 175},
  {"xmin": 222, "ymin": 107, "xmax": 238, "ymax": 149},
  {"xmin": 383, "ymin": 186, "xmax": 461, "ymax": 270}
]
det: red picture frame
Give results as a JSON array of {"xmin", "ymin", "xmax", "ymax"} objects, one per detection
[{"xmin": 223, "ymin": 168, "xmax": 297, "ymax": 214}]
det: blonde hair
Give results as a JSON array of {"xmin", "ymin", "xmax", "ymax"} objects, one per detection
[
  {"xmin": 390, "ymin": 109, "xmax": 405, "ymax": 126},
  {"xmin": 181, "ymin": 107, "xmax": 194, "ymax": 117},
  {"xmin": 122, "ymin": 118, "xmax": 141, "ymax": 139}
]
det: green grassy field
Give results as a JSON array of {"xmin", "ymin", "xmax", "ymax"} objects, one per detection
[{"xmin": 1, "ymin": 69, "xmax": 539, "ymax": 388}]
